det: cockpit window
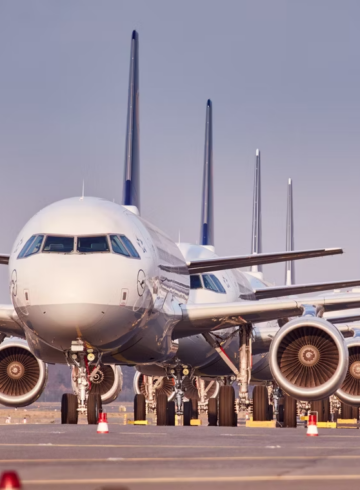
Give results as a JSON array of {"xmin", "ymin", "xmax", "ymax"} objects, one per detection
[
  {"xmin": 24, "ymin": 235, "xmax": 44, "ymax": 257},
  {"xmin": 43, "ymin": 236, "xmax": 74, "ymax": 253},
  {"xmin": 18, "ymin": 236, "xmax": 37, "ymax": 258},
  {"xmin": 203, "ymin": 274, "xmax": 226, "ymax": 294},
  {"xmin": 190, "ymin": 275, "xmax": 203, "ymax": 289},
  {"xmin": 110, "ymin": 235, "xmax": 130, "ymax": 257},
  {"xmin": 77, "ymin": 236, "xmax": 109, "ymax": 253},
  {"xmin": 120, "ymin": 235, "xmax": 140, "ymax": 258}
]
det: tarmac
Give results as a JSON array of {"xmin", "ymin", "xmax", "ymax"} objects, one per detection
[{"xmin": 1, "ymin": 423, "xmax": 360, "ymax": 490}]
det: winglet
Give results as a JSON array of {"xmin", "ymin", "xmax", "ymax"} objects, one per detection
[
  {"xmin": 250, "ymin": 149, "xmax": 262, "ymax": 274},
  {"xmin": 122, "ymin": 30, "xmax": 140, "ymax": 215},
  {"xmin": 285, "ymin": 178, "xmax": 295, "ymax": 285},
  {"xmin": 200, "ymin": 99, "xmax": 214, "ymax": 249}
]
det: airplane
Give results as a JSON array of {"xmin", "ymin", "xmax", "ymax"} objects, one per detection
[{"xmin": 1, "ymin": 31, "xmax": 360, "ymax": 428}]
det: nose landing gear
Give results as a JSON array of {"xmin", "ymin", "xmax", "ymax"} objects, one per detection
[{"xmin": 62, "ymin": 339, "xmax": 103, "ymax": 424}]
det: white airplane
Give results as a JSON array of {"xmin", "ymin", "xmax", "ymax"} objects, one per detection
[{"xmin": 0, "ymin": 31, "xmax": 360, "ymax": 426}]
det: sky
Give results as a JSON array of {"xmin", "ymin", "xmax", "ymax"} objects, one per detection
[{"xmin": 0, "ymin": 0, "xmax": 359, "ymax": 302}]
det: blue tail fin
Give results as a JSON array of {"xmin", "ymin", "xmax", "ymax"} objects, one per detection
[
  {"xmin": 200, "ymin": 100, "xmax": 214, "ymax": 248},
  {"xmin": 285, "ymin": 178, "xmax": 295, "ymax": 285},
  {"xmin": 122, "ymin": 30, "xmax": 140, "ymax": 214},
  {"xmin": 250, "ymin": 149, "xmax": 262, "ymax": 273}
]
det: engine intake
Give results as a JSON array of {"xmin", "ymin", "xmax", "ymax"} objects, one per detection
[
  {"xmin": 335, "ymin": 330, "xmax": 360, "ymax": 406},
  {"xmin": 269, "ymin": 317, "xmax": 348, "ymax": 401},
  {"xmin": 72, "ymin": 365, "xmax": 122, "ymax": 404},
  {"xmin": 0, "ymin": 340, "xmax": 48, "ymax": 407}
]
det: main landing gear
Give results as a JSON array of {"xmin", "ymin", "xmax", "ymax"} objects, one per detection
[{"xmin": 61, "ymin": 339, "xmax": 103, "ymax": 425}]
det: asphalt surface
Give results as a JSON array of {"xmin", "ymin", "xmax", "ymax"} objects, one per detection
[{"xmin": 1, "ymin": 424, "xmax": 360, "ymax": 489}]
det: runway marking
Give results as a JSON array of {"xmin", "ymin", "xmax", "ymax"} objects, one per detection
[
  {"xmin": 2, "ymin": 454, "xmax": 360, "ymax": 464},
  {"xmin": 19, "ymin": 475, "xmax": 360, "ymax": 485}
]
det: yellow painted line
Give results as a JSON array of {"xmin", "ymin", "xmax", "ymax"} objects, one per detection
[
  {"xmin": 19, "ymin": 475, "xmax": 360, "ymax": 485},
  {"xmin": 3, "ymin": 454, "xmax": 360, "ymax": 464}
]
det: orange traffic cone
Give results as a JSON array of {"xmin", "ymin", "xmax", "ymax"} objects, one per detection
[
  {"xmin": 97, "ymin": 412, "xmax": 109, "ymax": 434},
  {"xmin": 0, "ymin": 471, "xmax": 22, "ymax": 488},
  {"xmin": 307, "ymin": 413, "xmax": 318, "ymax": 436}
]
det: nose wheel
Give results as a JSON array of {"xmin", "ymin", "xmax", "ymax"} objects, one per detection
[{"xmin": 61, "ymin": 394, "xmax": 78, "ymax": 424}]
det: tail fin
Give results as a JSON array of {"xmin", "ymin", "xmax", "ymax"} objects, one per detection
[
  {"xmin": 285, "ymin": 178, "xmax": 295, "ymax": 285},
  {"xmin": 250, "ymin": 149, "xmax": 262, "ymax": 274},
  {"xmin": 122, "ymin": 30, "xmax": 140, "ymax": 214},
  {"xmin": 200, "ymin": 100, "xmax": 214, "ymax": 249}
]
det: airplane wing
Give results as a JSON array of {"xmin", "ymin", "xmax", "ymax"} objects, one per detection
[
  {"xmin": 0, "ymin": 255, "xmax": 9, "ymax": 265},
  {"xmin": 0, "ymin": 305, "xmax": 24, "ymax": 337},
  {"xmin": 241, "ymin": 279, "xmax": 360, "ymax": 300},
  {"xmin": 174, "ymin": 292, "xmax": 360, "ymax": 339},
  {"xmin": 187, "ymin": 248, "xmax": 342, "ymax": 274},
  {"xmin": 327, "ymin": 314, "xmax": 360, "ymax": 324}
]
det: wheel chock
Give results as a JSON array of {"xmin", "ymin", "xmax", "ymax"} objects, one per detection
[
  {"xmin": 127, "ymin": 420, "xmax": 148, "ymax": 425},
  {"xmin": 337, "ymin": 418, "xmax": 359, "ymax": 429},
  {"xmin": 317, "ymin": 422, "xmax": 337, "ymax": 429},
  {"xmin": 190, "ymin": 419, "xmax": 202, "ymax": 426},
  {"xmin": 246, "ymin": 420, "xmax": 277, "ymax": 428}
]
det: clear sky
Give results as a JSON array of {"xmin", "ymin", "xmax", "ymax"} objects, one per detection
[{"xmin": 0, "ymin": 0, "xmax": 359, "ymax": 302}]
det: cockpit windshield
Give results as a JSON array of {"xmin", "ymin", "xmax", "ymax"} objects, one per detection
[
  {"xmin": 43, "ymin": 236, "xmax": 74, "ymax": 253},
  {"xmin": 77, "ymin": 236, "xmax": 109, "ymax": 253}
]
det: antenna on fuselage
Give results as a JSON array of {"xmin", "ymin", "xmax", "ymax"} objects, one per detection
[
  {"xmin": 200, "ymin": 100, "xmax": 214, "ymax": 252},
  {"xmin": 80, "ymin": 180, "xmax": 85, "ymax": 200},
  {"xmin": 122, "ymin": 30, "xmax": 140, "ymax": 216},
  {"xmin": 285, "ymin": 178, "xmax": 295, "ymax": 285},
  {"xmin": 250, "ymin": 149, "xmax": 262, "ymax": 277}
]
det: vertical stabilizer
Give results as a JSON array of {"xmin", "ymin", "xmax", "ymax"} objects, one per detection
[
  {"xmin": 285, "ymin": 178, "xmax": 295, "ymax": 285},
  {"xmin": 250, "ymin": 149, "xmax": 262, "ymax": 274},
  {"xmin": 122, "ymin": 30, "xmax": 140, "ymax": 214},
  {"xmin": 200, "ymin": 100, "xmax": 214, "ymax": 249}
]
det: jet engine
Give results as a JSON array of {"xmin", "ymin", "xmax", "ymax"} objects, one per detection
[
  {"xmin": 133, "ymin": 371, "xmax": 175, "ymax": 401},
  {"xmin": 0, "ymin": 340, "xmax": 48, "ymax": 407},
  {"xmin": 72, "ymin": 365, "xmax": 123, "ymax": 404},
  {"xmin": 335, "ymin": 329, "xmax": 360, "ymax": 406},
  {"xmin": 269, "ymin": 317, "xmax": 348, "ymax": 401}
]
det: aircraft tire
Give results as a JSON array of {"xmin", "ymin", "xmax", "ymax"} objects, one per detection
[
  {"xmin": 87, "ymin": 394, "xmax": 102, "ymax": 425},
  {"xmin": 61, "ymin": 393, "xmax": 78, "ymax": 424},
  {"xmin": 311, "ymin": 399, "xmax": 330, "ymax": 422},
  {"xmin": 252, "ymin": 386, "xmax": 268, "ymax": 421},
  {"xmin": 134, "ymin": 394, "xmax": 146, "ymax": 421},
  {"xmin": 208, "ymin": 398, "xmax": 218, "ymax": 426},
  {"xmin": 167, "ymin": 401, "xmax": 176, "ymax": 426},
  {"xmin": 184, "ymin": 401, "xmax": 191, "ymax": 426},
  {"xmin": 341, "ymin": 402, "xmax": 359, "ymax": 420},
  {"xmin": 156, "ymin": 393, "xmax": 168, "ymax": 425},
  {"xmin": 219, "ymin": 386, "xmax": 236, "ymax": 427},
  {"xmin": 283, "ymin": 395, "xmax": 297, "ymax": 428},
  {"xmin": 191, "ymin": 399, "xmax": 199, "ymax": 420},
  {"xmin": 278, "ymin": 404, "xmax": 284, "ymax": 423}
]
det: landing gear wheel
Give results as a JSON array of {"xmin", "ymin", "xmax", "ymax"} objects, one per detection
[
  {"xmin": 278, "ymin": 404, "xmax": 284, "ymax": 423},
  {"xmin": 134, "ymin": 394, "xmax": 146, "ymax": 421},
  {"xmin": 208, "ymin": 398, "xmax": 218, "ymax": 426},
  {"xmin": 87, "ymin": 394, "xmax": 102, "ymax": 425},
  {"xmin": 157, "ymin": 393, "xmax": 168, "ymax": 426},
  {"xmin": 283, "ymin": 395, "xmax": 297, "ymax": 428},
  {"xmin": 252, "ymin": 386, "xmax": 269, "ymax": 421},
  {"xmin": 219, "ymin": 386, "xmax": 236, "ymax": 427},
  {"xmin": 268, "ymin": 404, "xmax": 274, "ymax": 421},
  {"xmin": 191, "ymin": 399, "xmax": 199, "ymax": 419},
  {"xmin": 61, "ymin": 393, "xmax": 78, "ymax": 424},
  {"xmin": 167, "ymin": 401, "xmax": 176, "ymax": 426},
  {"xmin": 311, "ymin": 399, "xmax": 330, "ymax": 422},
  {"xmin": 183, "ymin": 401, "xmax": 192, "ymax": 426},
  {"xmin": 341, "ymin": 402, "xmax": 359, "ymax": 420}
]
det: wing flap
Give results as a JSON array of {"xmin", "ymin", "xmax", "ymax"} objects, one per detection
[{"xmin": 187, "ymin": 248, "xmax": 342, "ymax": 274}]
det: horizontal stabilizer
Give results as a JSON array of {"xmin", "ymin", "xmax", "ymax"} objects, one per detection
[
  {"xmin": 187, "ymin": 247, "xmax": 342, "ymax": 274},
  {"xmin": 242, "ymin": 279, "xmax": 360, "ymax": 300},
  {"xmin": 173, "ymin": 292, "xmax": 360, "ymax": 339},
  {"xmin": 0, "ymin": 255, "xmax": 9, "ymax": 265}
]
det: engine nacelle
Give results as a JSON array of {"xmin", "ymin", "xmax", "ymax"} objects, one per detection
[
  {"xmin": 0, "ymin": 340, "xmax": 48, "ymax": 407},
  {"xmin": 72, "ymin": 365, "xmax": 123, "ymax": 404},
  {"xmin": 335, "ymin": 329, "xmax": 360, "ymax": 407},
  {"xmin": 269, "ymin": 317, "xmax": 348, "ymax": 401}
]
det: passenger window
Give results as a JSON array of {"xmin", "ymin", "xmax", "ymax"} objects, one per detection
[
  {"xmin": 203, "ymin": 274, "xmax": 218, "ymax": 292},
  {"xmin": 24, "ymin": 235, "xmax": 44, "ymax": 257},
  {"xmin": 43, "ymin": 236, "xmax": 74, "ymax": 253},
  {"xmin": 18, "ymin": 236, "xmax": 36, "ymax": 258},
  {"xmin": 110, "ymin": 235, "xmax": 130, "ymax": 257},
  {"xmin": 190, "ymin": 275, "xmax": 203, "ymax": 289},
  {"xmin": 77, "ymin": 236, "xmax": 109, "ymax": 253},
  {"xmin": 210, "ymin": 275, "xmax": 226, "ymax": 294},
  {"xmin": 120, "ymin": 235, "xmax": 140, "ymax": 258}
]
